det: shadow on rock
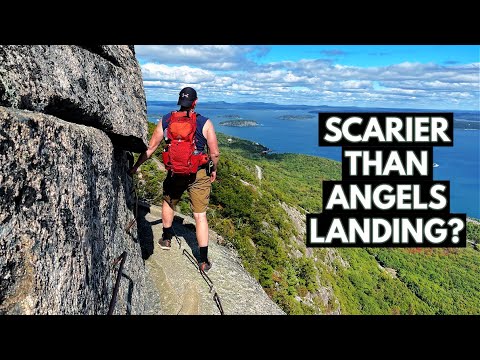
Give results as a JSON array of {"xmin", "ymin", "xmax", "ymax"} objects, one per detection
[
  {"xmin": 172, "ymin": 216, "xmax": 200, "ymax": 262},
  {"xmin": 121, "ymin": 272, "xmax": 134, "ymax": 315},
  {"xmin": 137, "ymin": 205, "xmax": 155, "ymax": 260}
]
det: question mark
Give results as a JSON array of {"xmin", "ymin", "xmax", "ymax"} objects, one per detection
[{"xmin": 447, "ymin": 218, "xmax": 465, "ymax": 244}]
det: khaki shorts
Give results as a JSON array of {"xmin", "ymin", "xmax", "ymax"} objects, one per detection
[{"xmin": 163, "ymin": 169, "xmax": 211, "ymax": 213}]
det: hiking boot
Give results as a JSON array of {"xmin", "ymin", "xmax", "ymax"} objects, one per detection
[
  {"xmin": 159, "ymin": 238, "xmax": 171, "ymax": 250},
  {"xmin": 159, "ymin": 232, "xmax": 173, "ymax": 250},
  {"xmin": 199, "ymin": 260, "xmax": 212, "ymax": 273}
]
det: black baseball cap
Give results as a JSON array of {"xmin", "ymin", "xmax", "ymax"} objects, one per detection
[{"xmin": 177, "ymin": 87, "xmax": 197, "ymax": 107}]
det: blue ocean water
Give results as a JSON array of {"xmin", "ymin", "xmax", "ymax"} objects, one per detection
[{"xmin": 148, "ymin": 104, "xmax": 480, "ymax": 218}]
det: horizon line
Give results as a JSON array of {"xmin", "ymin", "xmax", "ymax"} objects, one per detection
[{"xmin": 145, "ymin": 100, "xmax": 480, "ymax": 113}]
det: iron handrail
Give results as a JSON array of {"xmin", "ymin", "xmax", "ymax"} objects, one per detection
[{"xmin": 108, "ymin": 251, "xmax": 127, "ymax": 315}]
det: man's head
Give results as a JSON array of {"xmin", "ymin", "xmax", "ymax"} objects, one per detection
[{"xmin": 177, "ymin": 87, "xmax": 198, "ymax": 109}]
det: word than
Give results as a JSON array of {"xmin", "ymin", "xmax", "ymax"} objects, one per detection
[{"xmin": 344, "ymin": 150, "xmax": 428, "ymax": 176}]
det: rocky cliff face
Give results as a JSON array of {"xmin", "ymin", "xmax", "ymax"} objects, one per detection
[
  {"xmin": 0, "ymin": 45, "xmax": 147, "ymax": 314},
  {"xmin": 0, "ymin": 45, "xmax": 147, "ymax": 152}
]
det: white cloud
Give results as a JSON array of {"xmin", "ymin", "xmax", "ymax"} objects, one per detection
[
  {"xmin": 137, "ymin": 46, "xmax": 480, "ymax": 110},
  {"xmin": 135, "ymin": 45, "xmax": 268, "ymax": 70},
  {"xmin": 340, "ymin": 80, "xmax": 372, "ymax": 89},
  {"xmin": 142, "ymin": 63, "xmax": 215, "ymax": 83}
]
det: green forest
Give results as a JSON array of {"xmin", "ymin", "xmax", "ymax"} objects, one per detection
[{"xmin": 135, "ymin": 121, "xmax": 480, "ymax": 314}]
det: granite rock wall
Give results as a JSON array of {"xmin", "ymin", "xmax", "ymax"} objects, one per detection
[{"xmin": 0, "ymin": 45, "xmax": 148, "ymax": 314}]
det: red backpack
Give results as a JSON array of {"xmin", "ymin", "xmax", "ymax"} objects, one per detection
[{"xmin": 162, "ymin": 111, "xmax": 208, "ymax": 175}]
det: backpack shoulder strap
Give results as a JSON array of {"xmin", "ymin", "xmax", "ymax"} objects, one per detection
[{"xmin": 165, "ymin": 111, "xmax": 177, "ymax": 124}]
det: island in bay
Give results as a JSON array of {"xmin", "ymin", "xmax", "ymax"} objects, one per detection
[
  {"xmin": 277, "ymin": 114, "xmax": 315, "ymax": 120},
  {"xmin": 219, "ymin": 120, "xmax": 259, "ymax": 127},
  {"xmin": 221, "ymin": 114, "xmax": 243, "ymax": 119}
]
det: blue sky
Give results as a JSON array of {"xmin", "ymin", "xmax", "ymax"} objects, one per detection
[{"xmin": 136, "ymin": 45, "xmax": 480, "ymax": 110}]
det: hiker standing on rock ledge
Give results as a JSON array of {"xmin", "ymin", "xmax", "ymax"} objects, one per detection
[{"xmin": 129, "ymin": 87, "xmax": 220, "ymax": 272}]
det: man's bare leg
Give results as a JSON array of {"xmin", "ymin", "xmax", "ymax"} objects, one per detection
[
  {"xmin": 193, "ymin": 212, "xmax": 208, "ymax": 247},
  {"xmin": 194, "ymin": 212, "xmax": 211, "ymax": 271},
  {"xmin": 159, "ymin": 200, "xmax": 175, "ymax": 249},
  {"xmin": 162, "ymin": 200, "xmax": 174, "ymax": 228}
]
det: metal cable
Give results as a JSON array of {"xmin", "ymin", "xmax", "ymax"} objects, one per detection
[
  {"xmin": 108, "ymin": 251, "xmax": 127, "ymax": 315},
  {"xmin": 125, "ymin": 173, "xmax": 138, "ymax": 233},
  {"xmin": 182, "ymin": 248, "xmax": 225, "ymax": 315}
]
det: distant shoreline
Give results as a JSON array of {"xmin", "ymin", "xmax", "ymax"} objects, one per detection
[
  {"xmin": 146, "ymin": 100, "xmax": 479, "ymax": 114},
  {"xmin": 219, "ymin": 120, "xmax": 259, "ymax": 127},
  {"xmin": 277, "ymin": 114, "xmax": 315, "ymax": 120}
]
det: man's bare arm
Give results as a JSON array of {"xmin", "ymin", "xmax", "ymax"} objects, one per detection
[
  {"xmin": 203, "ymin": 119, "xmax": 220, "ymax": 181},
  {"xmin": 129, "ymin": 121, "xmax": 164, "ymax": 174}
]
